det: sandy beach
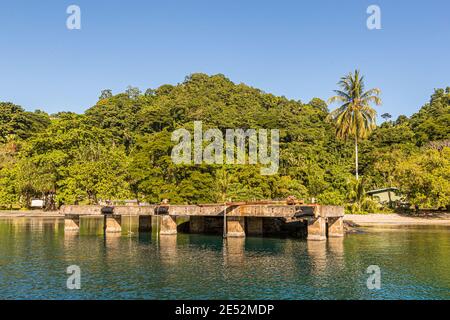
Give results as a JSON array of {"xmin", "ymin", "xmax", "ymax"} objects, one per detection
[{"xmin": 344, "ymin": 213, "xmax": 450, "ymax": 226}]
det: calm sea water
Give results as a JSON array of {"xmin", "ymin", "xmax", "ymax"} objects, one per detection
[{"xmin": 0, "ymin": 217, "xmax": 449, "ymax": 300}]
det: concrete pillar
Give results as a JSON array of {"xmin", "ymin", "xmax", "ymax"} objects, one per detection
[
  {"xmin": 327, "ymin": 217, "xmax": 344, "ymax": 238},
  {"xmin": 246, "ymin": 217, "xmax": 263, "ymax": 236},
  {"xmin": 307, "ymin": 217, "xmax": 326, "ymax": 241},
  {"xmin": 190, "ymin": 216, "xmax": 205, "ymax": 233},
  {"xmin": 160, "ymin": 215, "xmax": 177, "ymax": 235},
  {"xmin": 138, "ymin": 215, "xmax": 152, "ymax": 232},
  {"xmin": 64, "ymin": 216, "xmax": 80, "ymax": 232},
  {"xmin": 227, "ymin": 216, "xmax": 245, "ymax": 238},
  {"xmin": 104, "ymin": 215, "xmax": 122, "ymax": 233}
]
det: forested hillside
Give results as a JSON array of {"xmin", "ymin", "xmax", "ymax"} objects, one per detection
[{"xmin": 0, "ymin": 74, "xmax": 449, "ymax": 212}]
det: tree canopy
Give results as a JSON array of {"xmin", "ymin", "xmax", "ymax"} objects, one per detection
[{"xmin": 0, "ymin": 74, "xmax": 449, "ymax": 212}]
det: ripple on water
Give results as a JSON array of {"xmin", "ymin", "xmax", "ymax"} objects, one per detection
[{"xmin": 0, "ymin": 219, "xmax": 449, "ymax": 299}]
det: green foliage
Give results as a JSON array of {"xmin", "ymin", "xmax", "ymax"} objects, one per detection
[
  {"xmin": 0, "ymin": 74, "xmax": 448, "ymax": 211},
  {"xmin": 327, "ymin": 70, "xmax": 380, "ymax": 140},
  {"xmin": 410, "ymin": 88, "xmax": 450, "ymax": 145},
  {"xmin": 58, "ymin": 145, "xmax": 132, "ymax": 205},
  {"xmin": 0, "ymin": 103, "xmax": 50, "ymax": 143},
  {"xmin": 346, "ymin": 177, "xmax": 379, "ymax": 214},
  {"xmin": 393, "ymin": 147, "xmax": 450, "ymax": 208}
]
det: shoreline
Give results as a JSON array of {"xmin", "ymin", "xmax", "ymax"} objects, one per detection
[
  {"xmin": 1, "ymin": 211, "xmax": 450, "ymax": 227},
  {"xmin": 344, "ymin": 213, "xmax": 450, "ymax": 226}
]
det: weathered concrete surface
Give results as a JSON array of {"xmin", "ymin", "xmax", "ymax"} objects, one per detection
[
  {"xmin": 60, "ymin": 205, "xmax": 103, "ymax": 216},
  {"xmin": 307, "ymin": 217, "xmax": 327, "ymax": 241},
  {"xmin": 64, "ymin": 216, "xmax": 80, "ymax": 231},
  {"xmin": 104, "ymin": 215, "xmax": 122, "ymax": 233},
  {"xmin": 114, "ymin": 205, "xmax": 157, "ymax": 215},
  {"xmin": 60, "ymin": 204, "xmax": 344, "ymax": 218},
  {"xmin": 327, "ymin": 216, "xmax": 344, "ymax": 237},
  {"xmin": 316, "ymin": 205, "xmax": 345, "ymax": 218},
  {"xmin": 160, "ymin": 215, "xmax": 177, "ymax": 235},
  {"xmin": 227, "ymin": 216, "xmax": 245, "ymax": 238},
  {"xmin": 237, "ymin": 205, "xmax": 300, "ymax": 217},
  {"xmin": 247, "ymin": 217, "xmax": 263, "ymax": 236},
  {"xmin": 168, "ymin": 205, "xmax": 230, "ymax": 216},
  {"xmin": 61, "ymin": 204, "xmax": 345, "ymax": 239}
]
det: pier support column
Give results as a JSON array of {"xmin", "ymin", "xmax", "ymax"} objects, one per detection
[
  {"xmin": 160, "ymin": 215, "xmax": 177, "ymax": 235},
  {"xmin": 138, "ymin": 215, "xmax": 152, "ymax": 232},
  {"xmin": 104, "ymin": 215, "xmax": 122, "ymax": 233},
  {"xmin": 327, "ymin": 217, "xmax": 344, "ymax": 238},
  {"xmin": 227, "ymin": 217, "xmax": 245, "ymax": 238},
  {"xmin": 246, "ymin": 217, "xmax": 263, "ymax": 236},
  {"xmin": 64, "ymin": 215, "xmax": 80, "ymax": 232},
  {"xmin": 307, "ymin": 217, "xmax": 326, "ymax": 241},
  {"xmin": 190, "ymin": 216, "xmax": 205, "ymax": 233}
]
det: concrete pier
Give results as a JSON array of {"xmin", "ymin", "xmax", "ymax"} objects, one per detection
[
  {"xmin": 227, "ymin": 216, "xmax": 246, "ymax": 238},
  {"xmin": 160, "ymin": 215, "xmax": 177, "ymax": 235},
  {"xmin": 327, "ymin": 217, "xmax": 344, "ymax": 238},
  {"xmin": 60, "ymin": 203, "xmax": 345, "ymax": 240},
  {"xmin": 307, "ymin": 217, "xmax": 327, "ymax": 241},
  {"xmin": 64, "ymin": 215, "xmax": 80, "ymax": 232},
  {"xmin": 104, "ymin": 215, "xmax": 122, "ymax": 233}
]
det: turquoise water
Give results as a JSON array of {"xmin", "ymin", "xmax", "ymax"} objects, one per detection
[{"xmin": 0, "ymin": 217, "xmax": 449, "ymax": 300}]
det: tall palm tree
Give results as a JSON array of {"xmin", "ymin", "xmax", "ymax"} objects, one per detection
[{"xmin": 327, "ymin": 70, "xmax": 381, "ymax": 180}]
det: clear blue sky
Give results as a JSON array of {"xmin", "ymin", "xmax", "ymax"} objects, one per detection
[{"xmin": 1, "ymin": 0, "xmax": 449, "ymax": 119}]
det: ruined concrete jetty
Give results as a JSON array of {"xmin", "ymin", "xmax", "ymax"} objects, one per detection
[{"xmin": 60, "ymin": 202, "xmax": 344, "ymax": 241}]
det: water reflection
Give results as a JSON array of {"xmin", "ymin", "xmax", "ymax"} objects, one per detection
[
  {"xmin": 223, "ymin": 237, "xmax": 245, "ymax": 267},
  {"xmin": 64, "ymin": 230, "xmax": 79, "ymax": 242},
  {"xmin": 307, "ymin": 240, "xmax": 327, "ymax": 275},
  {"xmin": 138, "ymin": 231, "xmax": 152, "ymax": 243},
  {"xmin": 104, "ymin": 233, "xmax": 121, "ymax": 250},
  {"xmin": 159, "ymin": 235, "xmax": 178, "ymax": 265},
  {"xmin": 328, "ymin": 237, "xmax": 344, "ymax": 254},
  {"xmin": 0, "ymin": 218, "xmax": 449, "ymax": 299}
]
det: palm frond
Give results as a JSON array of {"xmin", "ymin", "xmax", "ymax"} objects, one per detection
[{"xmin": 327, "ymin": 70, "xmax": 381, "ymax": 140}]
